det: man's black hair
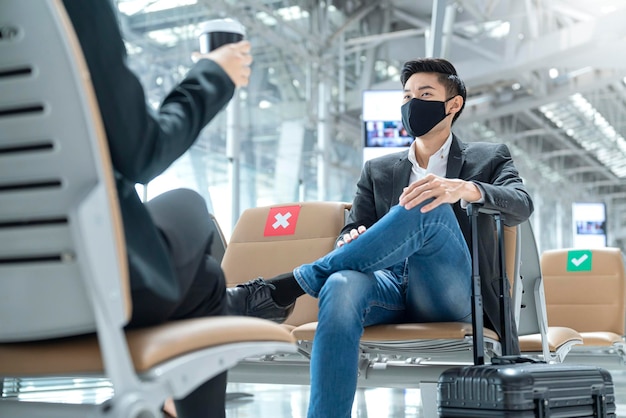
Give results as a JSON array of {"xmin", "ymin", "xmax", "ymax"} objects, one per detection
[{"xmin": 400, "ymin": 58, "xmax": 467, "ymax": 123}]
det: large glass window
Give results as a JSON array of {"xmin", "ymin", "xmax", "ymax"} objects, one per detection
[{"xmin": 115, "ymin": 1, "xmax": 362, "ymax": 237}]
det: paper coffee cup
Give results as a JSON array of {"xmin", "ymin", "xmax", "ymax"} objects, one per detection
[{"xmin": 198, "ymin": 18, "xmax": 246, "ymax": 53}]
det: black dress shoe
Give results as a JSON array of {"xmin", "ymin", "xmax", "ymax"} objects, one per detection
[{"xmin": 226, "ymin": 278, "xmax": 295, "ymax": 323}]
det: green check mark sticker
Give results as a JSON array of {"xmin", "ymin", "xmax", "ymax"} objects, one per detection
[{"xmin": 567, "ymin": 250, "xmax": 592, "ymax": 272}]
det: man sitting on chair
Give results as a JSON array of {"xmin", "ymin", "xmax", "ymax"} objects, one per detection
[{"xmin": 228, "ymin": 58, "xmax": 534, "ymax": 418}]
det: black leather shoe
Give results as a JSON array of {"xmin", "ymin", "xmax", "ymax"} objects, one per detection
[{"xmin": 226, "ymin": 278, "xmax": 295, "ymax": 324}]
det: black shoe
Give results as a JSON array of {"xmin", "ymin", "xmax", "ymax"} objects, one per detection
[{"xmin": 226, "ymin": 277, "xmax": 295, "ymax": 323}]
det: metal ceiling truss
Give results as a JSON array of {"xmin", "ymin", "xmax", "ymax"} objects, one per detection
[{"xmin": 117, "ymin": 0, "xmax": 626, "ymax": 247}]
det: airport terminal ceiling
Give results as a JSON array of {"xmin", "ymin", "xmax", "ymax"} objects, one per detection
[{"xmin": 114, "ymin": 0, "xmax": 626, "ymax": 249}]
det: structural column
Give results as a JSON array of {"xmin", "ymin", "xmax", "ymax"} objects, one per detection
[{"xmin": 226, "ymin": 95, "xmax": 240, "ymax": 230}]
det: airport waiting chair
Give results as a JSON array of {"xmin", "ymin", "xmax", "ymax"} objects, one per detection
[
  {"xmin": 221, "ymin": 201, "xmax": 352, "ymax": 331},
  {"xmin": 223, "ymin": 200, "xmax": 572, "ymax": 390},
  {"xmin": 515, "ymin": 221, "xmax": 583, "ymax": 362},
  {"xmin": 0, "ymin": 211, "xmax": 230, "ymax": 402},
  {"xmin": 0, "ymin": 1, "xmax": 296, "ymax": 416},
  {"xmin": 540, "ymin": 247, "xmax": 626, "ymax": 366},
  {"xmin": 222, "ymin": 201, "xmax": 354, "ymax": 386}
]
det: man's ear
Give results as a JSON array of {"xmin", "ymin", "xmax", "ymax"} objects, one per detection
[{"xmin": 448, "ymin": 95, "xmax": 464, "ymax": 115}]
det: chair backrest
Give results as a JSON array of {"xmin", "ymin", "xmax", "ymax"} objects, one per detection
[
  {"xmin": 0, "ymin": 0, "xmax": 130, "ymax": 342},
  {"xmin": 221, "ymin": 201, "xmax": 351, "ymax": 326},
  {"xmin": 541, "ymin": 247, "xmax": 626, "ymax": 335},
  {"xmin": 503, "ymin": 223, "xmax": 522, "ymax": 330},
  {"xmin": 209, "ymin": 213, "xmax": 228, "ymax": 263},
  {"xmin": 503, "ymin": 224, "xmax": 519, "ymax": 293},
  {"xmin": 516, "ymin": 220, "xmax": 547, "ymax": 338}
]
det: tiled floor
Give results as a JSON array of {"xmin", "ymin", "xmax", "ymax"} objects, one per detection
[
  {"xmin": 226, "ymin": 368, "xmax": 626, "ymax": 417},
  {"xmin": 225, "ymin": 383, "xmax": 424, "ymax": 418},
  {"xmin": 5, "ymin": 370, "xmax": 626, "ymax": 417}
]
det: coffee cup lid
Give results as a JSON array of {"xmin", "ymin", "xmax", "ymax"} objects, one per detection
[{"xmin": 199, "ymin": 18, "xmax": 246, "ymax": 36}]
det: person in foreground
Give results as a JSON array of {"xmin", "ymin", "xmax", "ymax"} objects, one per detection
[
  {"xmin": 62, "ymin": 1, "xmax": 252, "ymax": 417},
  {"xmin": 228, "ymin": 57, "xmax": 534, "ymax": 417}
]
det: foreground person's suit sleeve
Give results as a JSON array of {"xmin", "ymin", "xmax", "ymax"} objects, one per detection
[
  {"xmin": 62, "ymin": 0, "xmax": 235, "ymax": 183},
  {"xmin": 62, "ymin": 0, "xmax": 236, "ymax": 311}
]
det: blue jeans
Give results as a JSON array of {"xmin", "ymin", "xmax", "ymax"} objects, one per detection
[{"xmin": 293, "ymin": 203, "xmax": 472, "ymax": 418}]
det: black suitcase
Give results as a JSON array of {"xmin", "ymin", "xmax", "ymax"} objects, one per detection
[
  {"xmin": 437, "ymin": 206, "xmax": 616, "ymax": 417},
  {"xmin": 439, "ymin": 361, "xmax": 615, "ymax": 417}
]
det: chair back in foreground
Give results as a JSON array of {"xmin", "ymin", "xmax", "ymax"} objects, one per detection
[
  {"xmin": 0, "ymin": 0, "xmax": 128, "ymax": 344},
  {"xmin": 222, "ymin": 201, "xmax": 351, "ymax": 327},
  {"xmin": 0, "ymin": 1, "xmax": 295, "ymax": 416}
]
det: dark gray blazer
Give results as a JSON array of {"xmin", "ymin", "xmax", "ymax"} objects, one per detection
[
  {"xmin": 342, "ymin": 135, "xmax": 534, "ymax": 353},
  {"xmin": 63, "ymin": 0, "xmax": 235, "ymax": 305}
]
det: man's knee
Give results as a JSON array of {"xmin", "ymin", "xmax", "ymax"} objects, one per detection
[
  {"xmin": 147, "ymin": 189, "xmax": 213, "ymax": 260},
  {"xmin": 318, "ymin": 271, "xmax": 372, "ymax": 316},
  {"xmin": 147, "ymin": 189, "xmax": 209, "ymax": 223},
  {"xmin": 414, "ymin": 202, "xmax": 460, "ymax": 235},
  {"xmin": 390, "ymin": 199, "xmax": 455, "ymax": 223}
]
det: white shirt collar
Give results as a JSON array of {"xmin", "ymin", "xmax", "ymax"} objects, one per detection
[{"xmin": 407, "ymin": 133, "xmax": 453, "ymax": 180}]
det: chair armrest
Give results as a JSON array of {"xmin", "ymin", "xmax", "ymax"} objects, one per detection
[{"xmin": 465, "ymin": 202, "xmax": 502, "ymax": 217}]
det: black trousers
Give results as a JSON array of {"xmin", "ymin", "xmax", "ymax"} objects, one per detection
[{"xmin": 135, "ymin": 188, "xmax": 228, "ymax": 418}]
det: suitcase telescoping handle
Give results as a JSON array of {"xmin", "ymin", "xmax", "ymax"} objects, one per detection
[{"xmin": 466, "ymin": 204, "xmax": 514, "ymax": 365}]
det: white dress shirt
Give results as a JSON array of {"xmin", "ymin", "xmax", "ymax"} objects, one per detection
[
  {"xmin": 407, "ymin": 133, "xmax": 453, "ymax": 182},
  {"xmin": 406, "ymin": 133, "xmax": 484, "ymax": 206}
]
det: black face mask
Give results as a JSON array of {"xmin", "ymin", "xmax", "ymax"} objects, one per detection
[{"xmin": 401, "ymin": 97, "xmax": 452, "ymax": 138}]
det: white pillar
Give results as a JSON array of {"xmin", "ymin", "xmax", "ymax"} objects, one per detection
[
  {"xmin": 317, "ymin": 80, "xmax": 329, "ymax": 201},
  {"xmin": 555, "ymin": 199, "xmax": 563, "ymax": 249},
  {"xmin": 226, "ymin": 96, "xmax": 240, "ymax": 230},
  {"xmin": 426, "ymin": 0, "xmax": 455, "ymax": 58}
]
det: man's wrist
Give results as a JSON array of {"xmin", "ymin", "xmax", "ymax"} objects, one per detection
[
  {"xmin": 462, "ymin": 181, "xmax": 482, "ymax": 203},
  {"xmin": 458, "ymin": 181, "xmax": 485, "ymax": 210}
]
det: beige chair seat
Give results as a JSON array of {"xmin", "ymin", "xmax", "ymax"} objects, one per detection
[
  {"xmin": 292, "ymin": 321, "xmax": 498, "ymax": 343},
  {"xmin": 292, "ymin": 321, "xmax": 500, "ymax": 357},
  {"xmin": 0, "ymin": 317, "xmax": 294, "ymax": 375},
  {"xmin": 362, "ymin": 322, "xmax": 499, "ymax": 341},
  {"xmin": 579, "ymin": 332, "xmax": 624, "ymax": 347},
  {"xmin": 518, "ymin": 326, "xmax": 583, "ymax": 352}
]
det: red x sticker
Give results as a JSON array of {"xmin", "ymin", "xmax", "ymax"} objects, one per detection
[{"xmin": 263, "ymin": 205, "xmax": 301, "ymax": 236}]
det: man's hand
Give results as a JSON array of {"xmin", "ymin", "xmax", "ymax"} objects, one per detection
[
  {"xmin": 337, "ymin": 225, "xmax": 367, "ymax": 248},
  {"xmin": 193, "ymin": 40, "xmax": 253, "ymax": 87},
  {"xmin": 398, "ymin": 173, "xmax": 481, "ymax": 212}
]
